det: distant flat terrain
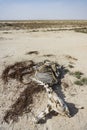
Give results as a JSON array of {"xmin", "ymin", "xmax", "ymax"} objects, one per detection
[{"xmin": 0, "ymin": 20, "xmax": 87, "ymax": 33}]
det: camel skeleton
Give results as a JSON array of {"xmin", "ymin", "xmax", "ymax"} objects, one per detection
[{"xmin": 31, "ymin": 61, "xmax": 71, "ymax": 123}]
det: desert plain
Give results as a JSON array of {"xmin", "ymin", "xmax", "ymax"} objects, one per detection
[{"xmin": 0, "ymin": 20, "xmax": 87, "ymax": 130}]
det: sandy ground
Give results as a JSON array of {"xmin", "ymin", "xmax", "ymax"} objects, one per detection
[{"xmin": 0, "ymin": 30, "xmax": 87, "ymax": 130}]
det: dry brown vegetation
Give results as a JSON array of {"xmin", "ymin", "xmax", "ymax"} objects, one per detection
[
  {"xmin": 75, "ymin": 27, "xmax": 87, "ymax": 33},
  {"xmin": 0, "ymin": 20, "xmax": 87, "ymax": 33}
]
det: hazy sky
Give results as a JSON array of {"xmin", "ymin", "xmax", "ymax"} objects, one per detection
[{"xmin": 0, "ymin": 0, "xmax": 87, "ymax": 20}]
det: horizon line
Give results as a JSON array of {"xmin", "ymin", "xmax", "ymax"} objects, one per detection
[{"xmin": 0, "ymin": 19, "xmax": 87, "ymax": 21}]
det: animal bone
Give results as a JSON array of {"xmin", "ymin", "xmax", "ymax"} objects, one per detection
[
  {"xmin": 31, "ymin": 61, "xmax": 71, "ymax": 123},
  {"xmin": 32, "ymin": 79, "xmax": 71, "ymax": 123}
]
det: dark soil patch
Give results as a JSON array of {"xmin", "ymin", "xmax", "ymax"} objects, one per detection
[
  {"xmin": 2, "ymin": 60, "xmax": 35, "ymax": 84},
  {"xmin": 26, "ymin": 51, "xmax": 39, "ymax": 55},
  {"xmin": 68, "ymin": 64, "xmax": 74, "ymax": 68},
  {"xmin": 3, "ymin": 81, "xmax": 45, "ymax": 123},
  {"xmin": 62, "ymin": 82, "xmax": 69, "ymax": 90},
  {"xmin": 65, "ymin": 55, "xmax": 78, "ymax": 61},
  {"xmin": 43, "ymin": 54, "xmax": 55, "ymax": 57}
]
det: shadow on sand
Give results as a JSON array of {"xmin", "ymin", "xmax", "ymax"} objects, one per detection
[{"xmin": 37, "ymin": 102, "xmax": 78, "ymax": 124}]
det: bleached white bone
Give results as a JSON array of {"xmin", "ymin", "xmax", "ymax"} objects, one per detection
[{"xmin": 31, "ymin": 78, "xmax": 71, "ymax": 123}]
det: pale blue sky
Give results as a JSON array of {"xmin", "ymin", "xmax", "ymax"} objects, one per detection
[{"xmin": 0, "ymin": 0, "xmax": 87, "ymax": 20}]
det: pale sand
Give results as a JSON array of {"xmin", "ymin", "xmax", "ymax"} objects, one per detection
[{"xmin": 0, "ymin": 30, "xmax": 87, "ymax": 130}]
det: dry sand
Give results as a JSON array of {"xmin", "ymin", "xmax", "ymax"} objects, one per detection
[{"xmin": 0, "ymin": 28, "xmax": 87, "ymax": 130}]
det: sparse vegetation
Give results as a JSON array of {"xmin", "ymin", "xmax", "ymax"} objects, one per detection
[
  {"xmin": 81, "ymin": 77, "xmax": 87, "ymax": 85},
  {"xmin": 31, "ymin": 29, "xmax": 38, "ymax": 32},
  {"xmin": 70, "ymin": 71, "xmax": 83, "ymax": 79},
  {"xmin": 74, "ymin": 77, "xmax": 87, "ymax": 86},
  {"xmin": 75, "ymin": 27, "xmax": 87, "ymax": 33},
  {"xmin": 0, "ymin": 20, "xmax": 87, "ymax": 32},
  {"xmin": 68, "ymin": 64, "xmax": 74, "ymax": 68},
  {"xmin": 74, "ymin": 80, "xmax": 84, "ymax": 86}
]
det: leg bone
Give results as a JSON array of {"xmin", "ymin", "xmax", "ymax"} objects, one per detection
[{"xmin": 34, "ymin": 104, "xmax": 51, "ymax": 123}]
